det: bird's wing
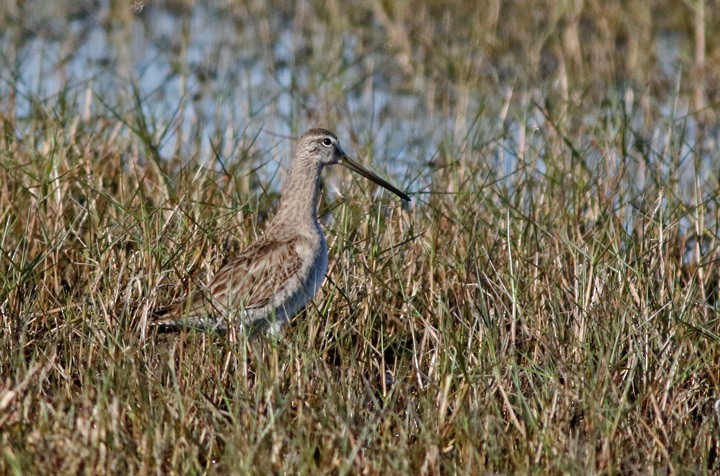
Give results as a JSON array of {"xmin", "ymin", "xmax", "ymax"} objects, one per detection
[{"xmin": 153, "ymin": 236, "xmax": 305, "ymax": 327}]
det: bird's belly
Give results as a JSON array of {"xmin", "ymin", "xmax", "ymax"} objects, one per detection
[
  {"xmin": 304, "ymin": 237, "xmax": 328, "ymax": 302},
  {"xmin": 266, "ymin": 235, "xmax": 327, "ymax": 328}
]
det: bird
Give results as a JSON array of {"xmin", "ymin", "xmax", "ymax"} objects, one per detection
[{"xmin": 152, "ymin": 128, "xmax": 410, "ymax": 337}]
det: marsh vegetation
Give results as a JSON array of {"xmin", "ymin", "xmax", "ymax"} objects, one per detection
[{"xmin": 1, "ymin": 0, "xmax": 719, "ymax": 473}]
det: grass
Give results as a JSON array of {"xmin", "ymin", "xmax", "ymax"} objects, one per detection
[{"xmin": 1, "ymin": 0, "xmax": 720, "ymax": 474}]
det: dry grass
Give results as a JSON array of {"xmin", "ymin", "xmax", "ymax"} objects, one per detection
[{"xmin": 1, "ymin": 0, "xmax": 719, "ymax": 474}]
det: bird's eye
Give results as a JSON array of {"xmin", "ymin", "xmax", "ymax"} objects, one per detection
[{"xmin": 322, "ymin": 138, "xmax": 333, "ymax": 146}]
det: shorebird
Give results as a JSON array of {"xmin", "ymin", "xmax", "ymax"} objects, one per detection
[{"xmin": 153, "ymin": 128, "xmax": 410, "ymax": 337}]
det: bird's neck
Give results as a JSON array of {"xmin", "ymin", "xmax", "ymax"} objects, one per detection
[{"xmin": 273, "ymin": 159, "xmax": 323, "ymax": 226}]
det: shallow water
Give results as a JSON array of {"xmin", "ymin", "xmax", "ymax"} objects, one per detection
[{"xmin": 1, "ymin": 0, "xmax": 714, "ymax": 210}]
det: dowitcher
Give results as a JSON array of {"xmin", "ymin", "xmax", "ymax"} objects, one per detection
[{"xmin": 153, "ymin": 128, "xmax": 410, "ymax": 337}]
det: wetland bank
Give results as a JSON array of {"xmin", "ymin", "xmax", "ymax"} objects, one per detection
[{"xmin": 1, "ymin": 1, "xmax": 719, "ymax": 473}]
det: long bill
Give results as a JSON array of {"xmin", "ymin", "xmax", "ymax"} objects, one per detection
[{"xmin": 339, "ymin": 155, "xmax": 411, "ymax": 202}]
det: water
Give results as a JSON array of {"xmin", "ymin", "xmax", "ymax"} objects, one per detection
[{"xmin": 0, "ymin": 0, "xmax": 713, "ymax": 210}]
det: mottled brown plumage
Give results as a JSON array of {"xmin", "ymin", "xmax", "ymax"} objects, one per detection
[{"xmin": 153, "ymin": 128, "xmax": 410, "ymax": 337}]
